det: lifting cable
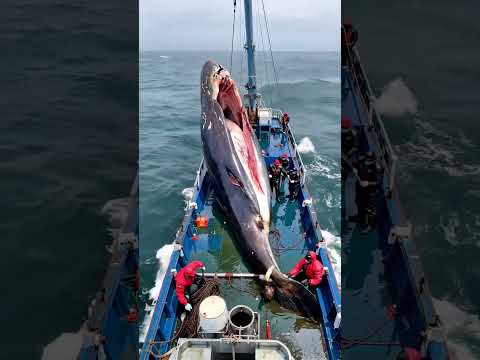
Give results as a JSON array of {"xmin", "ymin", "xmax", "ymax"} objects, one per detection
[
  {"xmin": 230, "ymin": 0, "xmax": 237, "ymax": 72},
  {"xmin": 256, "ymin": 0, "xmax": 271, "ymax": 102},
  {"xmin": 260, "ymin": 0, "xmax": 279, "ymax": 87},
  {"xmin": 239, "ymin": 0, "xmax": 245, "ymax": 86}
]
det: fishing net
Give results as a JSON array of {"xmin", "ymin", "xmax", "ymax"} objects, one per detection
[{"xmin": 177, "ymin": 277, "xmax": 221, "ymax": 339}]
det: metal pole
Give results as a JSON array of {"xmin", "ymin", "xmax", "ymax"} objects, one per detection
[
  {"xmin": 244, "ymin": 0, "xmax": 257, "ymax": 110},
  {"xmin": 197, "ymin": 272, "xmax": 265, "ymax": 280}
]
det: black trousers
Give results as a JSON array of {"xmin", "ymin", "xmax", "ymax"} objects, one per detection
[{"xmin": 270, "ymin": 179, "xmax": 281, "ymax": 200}]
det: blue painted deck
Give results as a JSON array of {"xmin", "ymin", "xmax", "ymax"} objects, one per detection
[
  {"xmin": 342, "ymin": 45, "xmax": 449, "ymax": 360},
  {"xmin": 141, "ymin": 113, "xmax": 341, "ymax": 360}
]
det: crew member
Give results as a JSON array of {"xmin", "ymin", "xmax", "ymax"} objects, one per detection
[
  {"xmin": 341, "ymin": 116, "xmax": 358, "ymax": 184},
  {"xmin": 353, "ymin": 151, "xmax": 381, "ymax": 232},
  {"xmin": 279, "ymin": 153, "xmax": 290, "ymax": 184},
  {"xmin": 124, "ymin": 307, "xmax": 138, "ymax": 323},
  {"xmin": 341, "ymin": 116, "xmax": 358, "ymax": 159},
  {"xmin": 288, "ymin": 251, "xmax": 324, "ymax": 290},
  {"xmin": 268, "ymin": 159, "xmax": 286, "ymax": 201},
  {"xmin": 281, "ymin": 113, "xmax": 290, "ymax": 133},
  {"xmin": 341, "ymin": 21, "xmax": 358, "ymax": 67},
  {"xmin": 287, "ymin": 168, "xmax": 300, "ymax": 199},
  {"xmin": 175, "ymin": 260, "xmax": 205, "ymax": 312}
]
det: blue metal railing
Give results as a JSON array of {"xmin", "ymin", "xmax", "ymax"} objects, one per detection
[{"xmin": 344, "ymin": 35, "xmax": 398, "ymax": 196}]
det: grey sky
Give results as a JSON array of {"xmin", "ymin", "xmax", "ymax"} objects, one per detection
[{"xmin": 140, "ymin": 0, "xmax": 340, "ymax": 52}]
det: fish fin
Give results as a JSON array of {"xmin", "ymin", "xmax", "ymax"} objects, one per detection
[{"xmin": 272, "ymin": 273, "xmax": 321, "ymax": 321}]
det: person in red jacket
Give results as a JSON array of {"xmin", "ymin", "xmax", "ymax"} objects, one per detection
[
  {"xmin": 288, "ymin": 251, "xmax": 324, "ymax": 289},
  {"xmin": 341, "ymin": 21, "xmax": 358, "ymax": 66},
  {"xmin": 175, "ymin": 260, "xmax": 205, "ymax": 311}
]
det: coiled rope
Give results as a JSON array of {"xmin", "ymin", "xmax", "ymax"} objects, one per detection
[
  {"xmin": 269, "ymin": 228, "xmax": 306, "ymax": 255},
  {"xmin": 146, "ymin": 277, "xmax": 221, "ymax": 358}
]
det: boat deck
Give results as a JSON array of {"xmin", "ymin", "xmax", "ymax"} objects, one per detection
[
  {"xmin": 141, "ymin": 113, "xmax": 340, "ymax": 360},
  {"xmin": 342, "ymin": 65, "xmax": 400, "ymax": 359},
  {"xmin": 189, "ymin": 177, "xmax": 328, "ymax": 360},
  {"xmin": 341, "ymin": 40, "xmax": 449, "ymax": 359}
]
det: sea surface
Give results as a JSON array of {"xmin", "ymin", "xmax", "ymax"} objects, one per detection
[
  {"xmin": 139, "ymin": 50, "xmax": 340, "ymax": 356},
  {"xmin": 344, "ymin": 2, "xmax": 480, "ymax": 358},
  {"xmin": 1, "ymin": 0, "xmax": 138, "ymax": 358}
]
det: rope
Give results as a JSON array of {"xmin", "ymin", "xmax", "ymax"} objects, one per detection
[
  {"xmin": 226, "ymin": 274, "xmax": 258, "ymax": 297},
  {"xmin": 341, "ymin": 338, "xmax": 402, "ymax": 348},
  {"xmin": 340, "ymin": 317, "xmax": 401, "ymax": 349},
  {"xmin": 230, "ymin": 0, "xmax": 237, "ymax": 72},
  {"xmin": 256, "ymin": 0, "xmax": 271, "ymax": 103},
  {"xmin": 254, "ymin": 0, "xmax": 262, "ymax": 92},
  {"xmin": 269, "ymin": 229, "xmax": 306, "ymax": 255},
  {"xmin": 146, "ymin": 278, "xmax": 221, "ymax": 358},
  {"xmin": 239, "ymin": 0, "xmax": 245, "ymax": 86},
  {"xmin": 178, "ymin": 278, "xmax": 221, "ymax": 338},
  {"xmin": 148, "ymin": 345, "xmax": 177, "ymax": 359},
  {"xmin": 260, "ymin": 0, "xmax": 279, "ymax": 87}
]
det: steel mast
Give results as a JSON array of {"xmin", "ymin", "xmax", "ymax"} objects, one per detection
[{"xmin": 243, "ymin": 0, "xmax": 257, "ymax": 111}]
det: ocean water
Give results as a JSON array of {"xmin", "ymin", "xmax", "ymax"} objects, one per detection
[
  {"xmin": 139, "ymin": 51, "xmax": 340, "ymax": 350},
  {"xmin": 344, "ymin": 2, "xmax": 480, "ymax": 358},
  {"xmin": 1, "ymin": 0, "xmax": 138, "ymax": 358}
]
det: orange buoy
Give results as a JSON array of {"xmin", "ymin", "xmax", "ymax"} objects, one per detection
[{"xmin": 195, "ymin": 216, "xmax": 209, "ymax": 228}]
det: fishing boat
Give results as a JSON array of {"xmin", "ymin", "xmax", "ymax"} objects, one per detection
[
  {"xmin": 141, "ymin": 1, "xmax": 341, "ymax": 360},
  {"xmin": 341, "ymin": 25, "xmax": 450, "ymax": 359},
  {"xmin": 78, "ymin": 172, "xmax": 139, "ymax": 360}
]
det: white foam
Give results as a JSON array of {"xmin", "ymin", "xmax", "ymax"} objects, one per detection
[
  {"xmin": 182, "ymin": 187, "xmax": 195, "ymax": 210},
  {"xmin": 398, "ymin": 119, "xmax": 480, "ymax": 178},
  {"xmin": 139, "ymin": 244, "xmax": 175, "ymax": 343},
  {"xmin": 307, "ymin": 155, "xmax": 340, "ymax": 180},
  {"xmin": 101, "ymin": 197, "xmax": 130, "ymax": 229},
  {"xmin": 321, "ymin": 229, "xmax": 341, "ymax": 287},
  {"xmin": 297, "ymin": 137, "xmax": 316, "ymax": 154},
  {"xmin": 41, "ymin": 324, "xmax": 86, "ymax": 360},
  {"xmin": 440, "ymin": 213, "xmax": 460, "ymax": 246},
  {"xmin": 375, "ymin": 78, "xmax": 418, "ymax": 117},
  {"xmin": 319, "ymin": 77, "xmax": 341, "ymax": 84},
  {"xmin": 433, "ymin": 298, "xmax": 480, "ymax": 359},
  {"xmin": 182, "ymin": 187, "xmax": 194, "ymax": 201}
]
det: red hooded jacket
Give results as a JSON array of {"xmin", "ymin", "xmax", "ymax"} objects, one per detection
[
  {"xmin": 289, "ymin": 251, "xmax": 324, "ymax": 286},
  {"xmin": 175, "ymin": 260, "xmax": 204, "ymax": 306},
  {"xmin": 404, "ymin": 348, "xmax": 421, "ymax": 360}
]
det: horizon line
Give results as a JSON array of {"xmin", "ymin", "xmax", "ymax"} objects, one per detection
[{"xmin": 140, "ymin": 49, "xmax": 340, "ymax": 53}]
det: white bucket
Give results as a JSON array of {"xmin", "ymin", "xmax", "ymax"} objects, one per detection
[{"xmin": 198, "ymin": 296, "xmax": 229, "ymax": 333}]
